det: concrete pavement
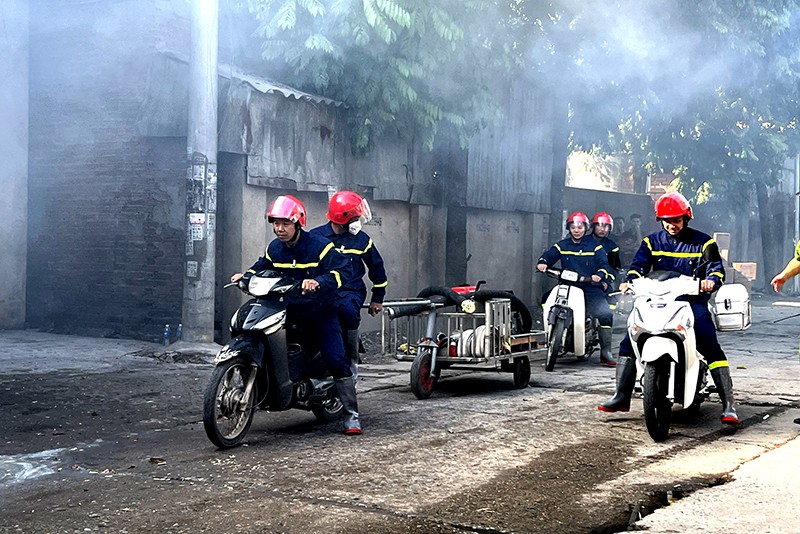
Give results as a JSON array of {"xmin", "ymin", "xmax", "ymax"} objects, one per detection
[{"xmin": 634, "ymin": 428, "xmax": 800, "ymax": 533}]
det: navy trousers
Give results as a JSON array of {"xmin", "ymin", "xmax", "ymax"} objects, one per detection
[
  {"xmin": 287, "ymin": 303, "xmax": 351, "ymax": 379},
  {"xmin": 583, "ymin": 286, "xmax": 613, "ymax": 328}
]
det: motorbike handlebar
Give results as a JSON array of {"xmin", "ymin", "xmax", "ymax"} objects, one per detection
[{"xmin": 539, "ymin": 267, "xmax": 602, "ymax": 286}]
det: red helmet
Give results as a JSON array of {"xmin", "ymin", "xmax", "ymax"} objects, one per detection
[
  {"xmin": 565, "ymin": 211, "xmax": 590, "ymax": 230},
  {"xmin": 655, "ymin": 192, "xmax": 693, "ymax": 220},
  {"xmin": 592, "ymin": 212, "xmax": 614, "ymax": 227},
  {"xmin": 327, "ymin": 190, "xmax": 369, "ymax": 225},
  {"xmin": 267, "ymin": 195, "xmax": 306, "ymax": 227}
]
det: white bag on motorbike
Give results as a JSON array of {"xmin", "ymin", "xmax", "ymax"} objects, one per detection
[{"xmin": 709, "ymin": 283, "xmax": 751, "ymax": 331}]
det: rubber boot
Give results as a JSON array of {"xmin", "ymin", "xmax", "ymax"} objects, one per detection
[
  {"xmin": 709, "ymin": 365, "xmax": 740, "ymax": 428},
  {"xmin": 344, "ymin": 329, "xmax": 360, "ymax": 384},
  {"xmin": 598, "ymin": 327, "xmax": 616, "ymax": 366},
  {"xmin": 598, "ymin": 356, "xmax": 636, "ymax": 412},
  {"xmin": 334, "ymin": 376, "xmax": 362, "ymax": 435}
]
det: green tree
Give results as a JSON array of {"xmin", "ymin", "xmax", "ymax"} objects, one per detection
[{"xmin": 235, "ymin": 0, "xmax": 531, "ymax": 152}]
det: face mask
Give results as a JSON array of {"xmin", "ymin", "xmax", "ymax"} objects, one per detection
[{"xmin": 348, "ymin": 219, "xmax": 362, "ymax": 235}]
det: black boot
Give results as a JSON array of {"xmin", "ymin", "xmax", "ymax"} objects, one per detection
[
  {"xmin": 344, "ymin": 330, "xmax": 360, "ymax": 383},
  {"xmin": 334, "ymin": 376, "xmax": 362, "ymax": 435},
  {"xmin": 598, "ymin": 356, "xmax": 636, "ymax": 412},
  {"xmin": 710, "ymin": 365, "xmax": 740, "ymax": 428},
  {"xmin": 599, "ymin": 327, "xmax": 616, "ymax": 366}
]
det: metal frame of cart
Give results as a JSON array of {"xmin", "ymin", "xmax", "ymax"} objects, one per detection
[{"xmin": 383, "ymin": 298, "xmax": 546, "ymax": 399}]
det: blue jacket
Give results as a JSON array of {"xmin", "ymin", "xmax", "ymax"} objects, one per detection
[
  {"xmin": 596, "ymin": 236, "xmax": 621, "ymax": 271},
  {"xmin": 626, "ymin": 226, "xmax": 725, "ymax": 303},
  {"xmin": 538, "ymin": 235, "xmax": 614, "ymax": 285},
  {"xmin": 309, "ymin": 222, "xmax": 388, "ymax": 304},
  {"xmin": 246, "ymin": 230, "xmax": 349, "ymax": 304}
]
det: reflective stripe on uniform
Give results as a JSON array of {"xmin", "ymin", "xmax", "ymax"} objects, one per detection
[
  {"xmin": 559, "ymin": 251, "xmax": 598, "ymax": 256},
  {"xmin": 651, "ymin": 250, "xmax": 702, "ymax": 258},
  {"xmin": 339, "ymin": 238, "xmax": 373, "ymax": 255},
  {"xmin": 708, "ymin": 360, "xmax": 729, "ymax": 370},
  {"xmin": 599, "ymin": 268, "xmax": 615, "ymax": 280}
]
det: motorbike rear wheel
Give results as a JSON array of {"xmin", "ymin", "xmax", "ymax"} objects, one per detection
[
  {"xmin": 545, "ymin": 318, "xmax": 566, "ymax": 372},
  {"xmin": 203, "ymin": 356, "xmax": 259, "ymax": 449},
  {"xmin": 643, "ymin": 360, "xmax": 672, "ymax": 442},
  {"xmin": 311, "ymin": 396, "xmax": 344, "ymax": 422},
  {"xmin": 410, "ymin": 348, "xmax": 440, "ymax": 399}
]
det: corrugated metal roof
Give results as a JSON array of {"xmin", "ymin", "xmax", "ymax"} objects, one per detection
[
  {"xmin": 217, "ymin": 63, "xmax": 344, "ymax": 108},
  {"xmin": 162, "ymin": 49, "xmax": 343, "ymax": 107}
]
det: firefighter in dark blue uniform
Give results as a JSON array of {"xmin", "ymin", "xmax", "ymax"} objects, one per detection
[
  {"xmin": 230, "ymin": 195, "xmax": 362, "ymax": 435},
  {"xmin": 537, "ymin": 211, "xmax": 617, "ymax": 366},
  {"xmin": 310, "ymin": 191, "xmax": 388, "ymax": 382},
  {"xmin": 598, "ymin": 192, "xmax": 740, "ymax": 430},
  {"xmin": 592, "ymin": 211, "xmax": 622, "ymax": 311},
  {"xmin": 591, "ymin": 212, "xmax": 622, "ymax": 272}
]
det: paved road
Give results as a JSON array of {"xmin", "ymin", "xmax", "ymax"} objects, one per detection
[{"xmin": 0, "ymin": 296, "xmax": 798, "ymax": 533}]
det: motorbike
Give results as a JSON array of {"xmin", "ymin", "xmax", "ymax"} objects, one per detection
[
  {"xmin": 540, "ymin": 267, "xmax": 602, "ymax": 371},
  {"xmin": 624, "ymin": 272, "xmax": 709, "ymax": 442},
  {"xmin": 202, "ymin": 270, "xmax": 344, "ymax": 449}
]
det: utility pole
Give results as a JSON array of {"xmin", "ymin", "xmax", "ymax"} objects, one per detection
[{"xmin": 182, "ymin": 0, "xmax": 218, "ymax": 342}]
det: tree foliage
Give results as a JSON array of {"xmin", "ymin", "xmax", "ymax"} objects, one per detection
[
  {"xmin": 234, "ymin": 0, "xmax": 530, "ymax": 152},
  {"xmin": 531, "ymin": 0, "xmax": 800, "ymax": 210}
]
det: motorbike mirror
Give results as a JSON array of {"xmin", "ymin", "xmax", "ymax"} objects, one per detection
[
  {"xmin": 692, "ymin": 259, "xmax": 709, "ymax": 278},
  {"xmin": 561, "ymin": 270, "xmax": 579, "ymax": 283}
]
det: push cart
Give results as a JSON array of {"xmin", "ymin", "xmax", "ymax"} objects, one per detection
[{"xmin": 383, "ymin": 297, "xmax": 546, "ymax": 399}]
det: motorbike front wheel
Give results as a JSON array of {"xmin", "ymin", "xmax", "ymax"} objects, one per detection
[
  {"xmin": 643, "ymin": 360, "xmax": 672, "ymax": 442},
  {"xmin": 545, "ymin": 319, "xmax": 566, "ymax": 372},
  {"xmin": 203, "ymin": 356, "xmax": 259, "ymax": 449},
  {"xmin": 410, "ymin": 348, "xmax": 440, "ymax": 399}
]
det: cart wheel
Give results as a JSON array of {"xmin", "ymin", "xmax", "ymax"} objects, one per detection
[
  {"xmin": 512, "ymin": 357, "xmax": 531, "ymax": 388},
  {"xmin": 410, "ymin": 348, "xmax": 439, "ymax": 399}
]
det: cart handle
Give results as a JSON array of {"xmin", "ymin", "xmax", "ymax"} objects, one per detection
[{"xmin": 385, "ymin": 302, "xmax": 440, "ymax": 320}]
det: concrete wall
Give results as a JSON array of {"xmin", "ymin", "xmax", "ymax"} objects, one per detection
[
  {"xmin": 218, "ymin": 179, "xmax": 426, "ymax": 339},
  {"xmin": 0, "ymin": 1, "xmax": 28, "ymax": 328},
  {"xmin": 464, "ymin": 210, "xmax": 550, "ymax": 315},
  {"xmin": 465, "ymin": 209, "xmax": 530, "ymax": 298}
]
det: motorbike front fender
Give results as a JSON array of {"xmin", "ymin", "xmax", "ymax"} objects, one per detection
[
  {"xmin": 215, "ymin": 335, "xmax": 266, "ymax": 367},
  {"xmin": 640, "ymin": 336, "xmax": 679, "ymax": 364}
]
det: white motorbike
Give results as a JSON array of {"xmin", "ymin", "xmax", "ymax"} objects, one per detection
[
  {"xmin": 625, "ymin": 272, "xmax": 709, "ymax": 442},
  {"xmin": 541, "ymin": 268, "xmax": 602, "ymax": 372}
]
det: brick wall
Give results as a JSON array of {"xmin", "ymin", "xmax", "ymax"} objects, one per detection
[{"xmin": 27, "ymin": 0, "xmax": 189, "ymax": 341}]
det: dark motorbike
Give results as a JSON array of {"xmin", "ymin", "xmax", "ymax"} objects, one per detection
[{"xmin": 203, "ymin": 270, "xmax": 344, "ymax": 448}]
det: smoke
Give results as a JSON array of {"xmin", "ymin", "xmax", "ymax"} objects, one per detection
[{"xmin": 529, "ymin": 0, "xmax": 793, "ymax": 141}]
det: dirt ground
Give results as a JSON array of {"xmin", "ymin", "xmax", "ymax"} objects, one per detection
[{"xmin": 1, "ymin": 300, "xmax": 799, "ymax": 533}]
